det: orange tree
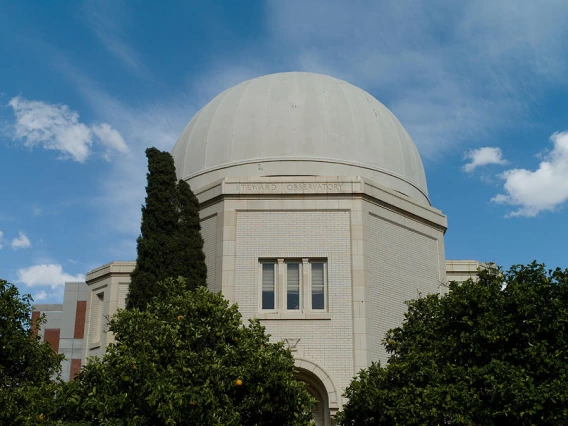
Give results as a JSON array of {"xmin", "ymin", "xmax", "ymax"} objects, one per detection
[
  {"xmin": 0, "ymin": 279, "xmax": 64, "ymax": 425},
  {"xmin": 55, "ymin": 278, "xmax": 313, "ymax": 425},
  {"xmin": 339, "ymin": 263, "xmax": 568, "ymax": 425}
]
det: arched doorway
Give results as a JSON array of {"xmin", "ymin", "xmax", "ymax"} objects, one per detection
[{"xmin": 295, "ymin": 366, "xmax": 337, "ymax": 426}]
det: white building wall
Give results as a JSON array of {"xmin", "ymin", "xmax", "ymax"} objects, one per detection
[
  {"xmin": 59, "ymin": 282, "xmax": 88, "ymax": 380},
  {"xmin": 84, "ymin": 262, "xmax": 135, "ymax": 360},
  {"xmin": 368, "ymin": 214, "xmax": 442, "ymax": 364},
  {"xmin": 446, "ymin": 260, "xmax": 485, "ymax": 283},
  {"xmin": 201, "ymin": 215, "xmax": 218, "ymax": 290},
  {"xmin": 85, "ymin": 284, "xmax": 108, "ymax": 359},
  {"xmin": 235, "ymin": 210, "xmax": 354, "ymax": 396}
]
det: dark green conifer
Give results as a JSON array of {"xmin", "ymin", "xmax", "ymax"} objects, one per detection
[
  {"xmin": 172, "ymin": 179, "xmax": 207, "ymax": 290},
  {"xmin": 127, "ymin": 147, "xmax": 205, "ymax": 310}
]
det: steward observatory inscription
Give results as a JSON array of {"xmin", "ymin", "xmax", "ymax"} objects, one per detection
[
  {"xmin": 285, "ymin": 183, "xmax": 344, "ymax": 192},
  {"xmin": 236, "ymin": 184, "xmax": 278, "ymax": 192},
  {"xmin": 231, "ymin": 182, "xmax": 350, "ymax": 194}
]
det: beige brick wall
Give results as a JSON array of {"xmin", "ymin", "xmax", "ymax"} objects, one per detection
[
  {"xmin": 235, "ymin": 210, "xmax": 354, "ymax": 394},
  {"xmin": 368, "ymin": 213, "xmax": 442, "ymax": 365},
  {"xmin": 201, "ymin": 215, "xmax": 218, "ymax": 290},
  {"xmin": 86, "ymin": 284, "xmax": 108, "ymax": 359}
]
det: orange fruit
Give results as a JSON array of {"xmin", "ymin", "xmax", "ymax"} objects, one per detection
[{"xmin": 235, "ymin": 379, "xmax": 243, "ymax": 386}]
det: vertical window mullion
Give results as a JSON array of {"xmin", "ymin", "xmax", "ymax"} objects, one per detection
[
  {"xmin": 302, "ymin": 258, "xmax": 310, "ymax": 312},
  {"xmin": 277, "ymin": 259, "xmax": 285, "ymax": 310}
]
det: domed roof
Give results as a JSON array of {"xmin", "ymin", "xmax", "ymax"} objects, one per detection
[{"xmin": 172, "ymin": 72, "xmax": 429, "ymax": 203}]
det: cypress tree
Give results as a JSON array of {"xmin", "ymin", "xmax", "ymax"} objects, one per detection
[
  {"xmin": 126, "ymin": 147, "xmax": 205, "ymax": 310},
  {"xmin": 172, "ymin": 179, "xmax": 207, "ymax": 290}
]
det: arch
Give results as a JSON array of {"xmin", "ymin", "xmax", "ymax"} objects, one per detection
[{"xmin": 294, "ymin": 358, "xmax": 341, "ymax": 419}]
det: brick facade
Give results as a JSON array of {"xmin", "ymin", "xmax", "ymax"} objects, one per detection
[
  {"xmin": 43, "ymin": 328, "xmax": 60, "ymax": 352},
  {"xmin": 74, "ymin": 301, "xmax": 87, "ymax": 339},
  {"xmin": 70, "ymin": 359, "xmax": 82, "ymax": 380}
]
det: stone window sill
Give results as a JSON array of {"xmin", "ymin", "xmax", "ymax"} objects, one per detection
[{"xmin": 258, "ymin": 312, "xmax": 331, "ymax": 320}]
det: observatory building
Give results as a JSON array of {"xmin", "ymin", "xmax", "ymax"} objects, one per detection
[{"xmin": 34, "ymin": 73, "xmax": 483, "ymax": 425}]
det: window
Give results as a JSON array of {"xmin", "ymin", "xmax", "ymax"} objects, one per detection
[
  {"xmin": 287, "ymin": 263, "xmax": 300, "ymax": 310},
  {"xmin": 262, "ymin": 263, "xmax": 275, "ymax": 310},
  {"xmin": 260, "ymin": 258, "xmax": 327, "ymax": 312},
  {"xmin": 311, "ymin": 262, "xmax": 325, "ymax": 310}
]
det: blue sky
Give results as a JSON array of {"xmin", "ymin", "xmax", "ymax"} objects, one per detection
[{"xmin": 2, "ymin": 1, "xmax": 568, "ymax": 303}]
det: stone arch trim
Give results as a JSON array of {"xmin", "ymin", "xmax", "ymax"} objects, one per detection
[{"xmin": 295, "ymin": 358, "xmax": 341, "ymax": 409}]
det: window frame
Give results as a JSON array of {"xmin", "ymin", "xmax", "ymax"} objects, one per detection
[
  {"xmin": 309, "ymin": 261, "xmax": 327, "ymax": 311},
  {"xmin": 260, "ymin": 261, "xmax": 277, "ymax": 311},
  {"xmin": 259, "ymin": 258, "xmax": 327, "ymax": 313},
  {"xmin": 285, "ymin": 261, "xmax": 302, "ymax": 311}
]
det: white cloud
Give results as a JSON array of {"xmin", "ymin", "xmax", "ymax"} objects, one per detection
[
  {"xmin": 34, "ymin": 290, "xmax": 48, "ymax": 301},
  {"xmin": 32, "ymin": 289, "xmax": 65, "ymax": 303},
  {"xmin": 11, "ymin": 231, "xmax": 31, "ymax": 249},
  {"xmin": 92, "ymin": 123, "xmax": 129, "ymax": 155},
  {"xmin": 17, "ymin": 264, "xmax": 85, "ymax": 289},
  {"xmin": 9, "ymin": 96, "xmax": 92, "ymax": 162},
  {"xmin": 0, "ymin": 231, "xmax": 4, "ymax": 249},
  {"xmin": 492, "ymin": 131, "xmax": 568, "ymax": 217},
  {"xmin": 463, "ymin": 147, "xmax": 507, "ymax": 172},
  {"xmin": 8, "ymin": 96, "xmax": 128, "ymax": 162}
]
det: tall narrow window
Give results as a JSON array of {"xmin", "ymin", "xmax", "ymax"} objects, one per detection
[
  {"xmin": 287, "ymin": 263, "xmax": 300, "ymax": 310},
  {"xmin": 262, "ymin": 263, "xmax": 275, "ymax": 310},
  {"xmin": 311, "ymin": 263, "xmax": 325, "ymax": 310},
  {"xmin": 91, "ymin": 292, "xmax": 104, "ymax": 343}
]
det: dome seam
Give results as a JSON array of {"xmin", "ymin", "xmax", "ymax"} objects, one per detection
[
  {"xmin": 383, "ymin": 106, "xmax": 407, "ymax": 180},
  {"xmin": 318, "ymin": 74, "xmax": 329, "ymax": 157},
  {"xmin": 229, "ymin": 79, "xmax": 254, "ymax": 162},
  {"xmin": 203, "ymin": 88, "xmax": 232, "ymax": 169},
  {"xmin": 336, "ymin": 79, "xmax": 357, "ymax": 165},
  {"xmin": 292, "ymin": 72, "xmax": 297, "ymax": 156},
  {"xmin": 180, "ymin": 108, "xmax": 204, "ymax": 175},
  {"xmin": 260, "ymin": 77, "xmax": 274, "ymax": 158}
]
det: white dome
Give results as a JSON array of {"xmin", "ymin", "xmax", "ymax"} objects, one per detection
[{"xmin": 172, "ymin": 72, "xmax": 429, "ymax": 204}]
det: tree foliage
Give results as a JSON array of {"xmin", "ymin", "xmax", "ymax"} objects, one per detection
[
  {"xmin": 339, "ymin": 262, "xmax": 568, "ymax": 425},
  {"xmin": 57, "ymin": 278, "xmax": 313, "ymax": 425},
  {"xmin": 0, "ymin": 279, "xmax": 64, "ymax": 425},
  {"xmin": 127, "ymin": 148, "xmax": 206, "ymax": 310},
  {"xmin": 172, "ymin": 179, "xmax": 206, "ymax": 290}
]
